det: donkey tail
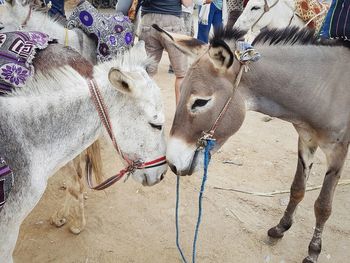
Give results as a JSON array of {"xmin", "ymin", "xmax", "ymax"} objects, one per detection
[{"xmin": 86, "ymin": 140, "xmax": 104, "ymax": 184}]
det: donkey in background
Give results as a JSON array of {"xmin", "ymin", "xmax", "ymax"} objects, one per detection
[
  {"xmin": 0, "ymin": 0, "xmax": 96, "ymax": 62},
  {"xmin": 235, "ymin": 0, "xmax": 327, "ymax": 41},
  {"xmin": 156, "ymin": 25, "xmax": 350, "ymax": 262},
  {"xmin": 0, "ymin": 41, "xmax": 167, "ymax": 263}
]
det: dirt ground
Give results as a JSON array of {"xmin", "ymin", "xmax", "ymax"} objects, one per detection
[{"xmin": 12, "ymin": 51, "xmax": 350, "ymax": 263}]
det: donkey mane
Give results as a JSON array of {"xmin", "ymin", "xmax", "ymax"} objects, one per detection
[
  {"xmin": 7, "ymin": 67, "xmax": 85, "ymax": 97},
  {"xmin": 211, "ymin": 26, "xmax": 350, "ymax": 48},
  {"xmin": 252, "ymin": 27, "xmax": 350, "ymax": 48},
  {"xmin": 210, "ymin": 27, "xmax": 247, "ymax": 44},
  {"xmin": 7, "ymin": 43, "xmax": 154, "ymax": 97},
  {"xmin": 211, "ymin": 26, "xmax": 315, "ymax": 46},
  {"xmin": 252, "ymin": 27, "xmax": 317, "ymax": 46}
]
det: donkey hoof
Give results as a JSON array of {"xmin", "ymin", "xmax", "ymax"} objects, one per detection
[
  {"xmin": 302, "ymin": 256, "xmax": 316, "ymax": 263},
  {"xmin": 267, "ymin": 226, "xmax": 284, "ymax": 238},
  {"xmin": 50, "ymin": 212, "xmax": 67, "ymax": 227},
  {"xmin": 69, "ymin": 225, "xmax": 83, "ymax": 235}
]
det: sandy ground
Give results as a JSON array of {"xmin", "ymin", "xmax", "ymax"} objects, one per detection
[{"xmin": 12, "ymin": 50, "xmax": 350, "ymax": 263}]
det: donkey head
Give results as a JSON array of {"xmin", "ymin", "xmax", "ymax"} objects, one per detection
[
  {"xmin": 152, "ymin": 26, "xmax": 248, "ymax": 176},
  {"xmin": 99, "ymin": 41, "xmax": 167, "ymax": 186},
  {"xmin": 235, "ymin": 0, "xmax": 291, "ymax": 33}
]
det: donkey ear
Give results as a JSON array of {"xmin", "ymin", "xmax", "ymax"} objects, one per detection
[
  {"xmin": 152, "ymin": 24, "xmax": 208, "ymax": 57},
  {"xmin": 108, "ymin": 67, "xmax": 135, "ymax": 95},
  {"xmin": 208, "ymin": 39, "xmax": 234, "ymax": 71}
]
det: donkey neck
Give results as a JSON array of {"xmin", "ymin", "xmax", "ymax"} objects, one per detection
[
  {"xmin": 239, "ymin": 44, "xmax": 348, "ymax": 125},
  {"xmin": 0, "ymin": 78, "xmax": 108, "ymax": 179}
]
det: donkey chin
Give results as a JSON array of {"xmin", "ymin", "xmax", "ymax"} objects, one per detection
[
  {"xmin": 132, "ymin": 166, "xmax": 167, "ymax": 186},
  {"xmin": 166, "ymin": 137, "xmax": 205, "ymax": 176}
]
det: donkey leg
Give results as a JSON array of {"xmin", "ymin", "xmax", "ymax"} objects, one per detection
[
  {"xmin": 303, "ymin": 143, "xmax": 348, "ymax": 263},
  {"xmin": 268, "ymin": 132, "xmax": 317, "ymax": 238},
  {"xmin": 0, "ymin": 172, "xmax": 47, "ymax": 263},
  {"xmin": 50, "ymin": 161, "xmax": 75, "ymax": 227},
  {"xmin": 50, "ymin": 186, "xmax": 71, "ymax": 227},
  {"xmin": 68, "ymin": 154, "xmax": 86, "ymax": 235}
]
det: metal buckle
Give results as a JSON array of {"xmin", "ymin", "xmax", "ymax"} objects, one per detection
[
  {"xmin": 123, "ymin": 160, "xmax": 143, "ymax": 183},
  {"xmin": 196, "ymin": 131, "xmax": 216, "ymax": 150}
]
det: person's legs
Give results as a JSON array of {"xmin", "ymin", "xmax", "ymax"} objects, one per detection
[
  {"xmin": 197, "ymin": 3, "xmax": 216, "ymax": 43},
  {"xmin": 174, "ymin": 77, "xmax": 184, "ymax": 104},
  {"xmin": 139, "ymin": 14, "xmax": 164, "ymax": 76},
  {"xmin": 160, "ymin": 15, "xmax": 188, "ymax": 104},
  {"xmin": 212, "ymin": 4, "xmax": 223, "ymax": 32},
  {"xmin": 48, "ymin": 0, "xmax": 65, "ymax": 18},
  {"xmin": 182, "ymin": 12, "xmax": 194, "ymax": 36}
]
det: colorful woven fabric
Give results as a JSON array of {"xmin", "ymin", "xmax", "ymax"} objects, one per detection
[
  {"xmin": 295, "ymin": 0, "xmax": 328, "ymax": 32},
  {"xmin": 320, "ymin": 0, "xmax": 350, "ymax": 40},
  {"xmin": 0, "ymin": 157, "xmax": 14, "ymax": 212},
  {"xmin": 0, "ymin": 31, "xmax": 51, "ymax": 94},
  {"xmin": 67, "ymin": 0, "xmax": 134, "ymax": 62}
]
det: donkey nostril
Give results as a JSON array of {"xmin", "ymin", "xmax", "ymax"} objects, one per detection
[
  {"xmin": 169, "ymin": 163, "xmax": 177, "ymax": 175},
  {"xmin": 160, "ymin": 173, "xmax": 164, "ymax": 181}
]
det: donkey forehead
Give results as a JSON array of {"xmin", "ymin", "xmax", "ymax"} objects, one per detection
[
  {"xmin": 129, "ymin": 70, "xmax": 163, "ymax": 112},
  {"xmin": 183, "ymin": 57, "xmax": 230, "ymax": 95}
]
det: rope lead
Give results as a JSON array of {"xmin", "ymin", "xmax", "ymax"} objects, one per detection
[{"xmin": 175, "ymin": 139, "xmax": 216, "ymax": 263}]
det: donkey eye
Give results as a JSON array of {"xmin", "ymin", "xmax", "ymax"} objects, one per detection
[
  {"xmin": 251, "ymin": 6, "xmax": 261, "ymax": 11},
  {"xmin": 191, "ymin": 99, "xmax": 211, "ymax": 110},
  {"xmin": 149, "ymin": 122, "xmax": 162, "ymax": 130}
]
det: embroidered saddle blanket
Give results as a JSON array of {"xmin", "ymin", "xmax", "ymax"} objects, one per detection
[
  {"xmin": 320, "ymin": 0, "xmax": 350, "ymax": 40},
  {"xmin": 0, "ymin": 31, "xmax": 51, "ymax": 94},
  {"xmin": 0, "ymin": 157, "xmax": 14, "ymax": 212},
  {"xmin": 0, "ymin": 31, "xmax": 51, "ymax": 210},
  {"xmin": 295, "ymin": 0, "xmax": 329, "ymax": 32},
  {"xmin": 67, "ymin": 0, "xmax": 134, "ymax": 62}
]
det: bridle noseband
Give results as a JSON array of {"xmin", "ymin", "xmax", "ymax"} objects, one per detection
[{"xmin": 86, "ymin": 79, "xmax": 166, "ymax": 190}]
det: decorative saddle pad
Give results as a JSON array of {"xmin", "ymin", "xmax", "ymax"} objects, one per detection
[
  {"xmin": 320, "ymin": 0, "xmax": 350, "ymax": 40},
  {"xmin": 295, "ymin": 0, "xmax": 329, "ymax": 32},
  {"xmin": 0, "ymin": 31, "xmax": 51, "ymax": 94},
  {"xmin": 0, "ymin": 157, "xmax": 14, "ymax": 212},
  {"xmin": 67, "ymin": 0, "xmax": 134, "ymax": 62}
]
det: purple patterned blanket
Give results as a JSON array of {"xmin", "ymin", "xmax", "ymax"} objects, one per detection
[
  {"xmin": 0, "ymin": 31, "xmax": 51, "ymax": 209},
  {"xmin": 0, "ymin": 31, "xmax": 51, "ymax": 95},
  {"xmin": 67, "ymin": 0, "xmax": 134, "ymax": 62},
  {"xmin": 0, "ymin": 157, "xmax": 13, "ymax": 211}
]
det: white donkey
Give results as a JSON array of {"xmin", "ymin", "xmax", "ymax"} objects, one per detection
[
  {"xmin": 0, "ymin": 0, "xmax": 110, "ymax": 233},
  {"xmin": 0, "ymin": 0, "xmax": 96, "ymax": 63},
  {"xmin": 0, "ymin": 41, "xmax": 167, "ymax": 263},
  {"xmin": 235, "ymin": 0, "xmax": 327, "ymax": 41}
]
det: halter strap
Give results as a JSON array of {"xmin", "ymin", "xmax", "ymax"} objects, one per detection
[
  {"xmin": 86, "ymin": 79, "xmax": 166, "ymax": 190},
  {"xmin": 207, "ymin": 65, "xmax": 245, "ymax": 137}
]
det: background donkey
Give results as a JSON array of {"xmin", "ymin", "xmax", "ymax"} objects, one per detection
[
  {"xmin": 0, "ymin": 41, "xmax": 167, "ymax": 263},
  {"xmin": 0, "ymin": 0, "xmax": 97, "ymax": 62},
  {"xmin": 155, "ymin": 25, "xmax": 350, "ymax": 263},
  {"xmin": 235, "ymin": 0, "xmax": 327, "ymax": 41}
]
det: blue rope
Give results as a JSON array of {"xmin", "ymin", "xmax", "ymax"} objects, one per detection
[
  {"xmin": 175, "ymin": 139, "xmax": 216, "ymax": 263},
  {"xmin": 176, "ymin": 175, "xmax": 188, "ymax": 263}
]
